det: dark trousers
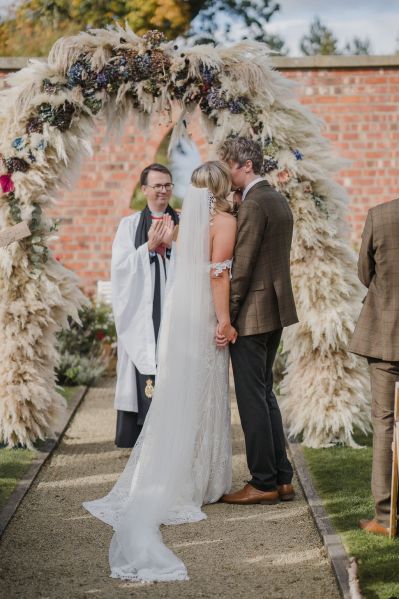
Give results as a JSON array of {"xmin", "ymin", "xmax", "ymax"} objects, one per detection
[
  {"xmin": 115, "ymin": 370, "xmax": 155, "ymax": 448},
  {"xmin": 230, "ymin": 328, "xmax": 293, "ymax": 491},
  {"xmin": 368, "ymin": 358, "xmax": 399, "ymax": 527},
  {"xmin": 115, "ymin": 410, "xmax": 142, "ymax": 448}
]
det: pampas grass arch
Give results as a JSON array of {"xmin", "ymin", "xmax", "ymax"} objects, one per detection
[{"xmin": 0, "ymin": 26, "xmax": 370, "ymax": 448}]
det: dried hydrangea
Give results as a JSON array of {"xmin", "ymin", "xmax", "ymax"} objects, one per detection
[
  {"xmin": 67, "ymin": 58, "xmax": 94, "ymax": 88},
  {"xmin": 37, "ymin": 101, "xmax": 76, "ymax": 132},
  {"xmin": 26, "ymin": 117, "xmax": 44, "ymax": 134},
  {"xmin": 228, "ymin": 98, "xmax": 247, "ymax": 114},
  {"xmin": 206, "ymin": 90, "xmax": 228, "ymax": 110},
  {"xmin": 262, "ymin": 157, "xmax": 279, "ymax": 174},
  {"xmin": 4, "ymin": 157, "xmax": 30, "ymax": 173},
  {"xmin": 199, "ymin": 63, "xmax": 219, "ymax": 86},
  {"xmin": 42, "ymin": 78, "xmax": 65, "ymax": 95},
  {"xmin": 143, "ymin": 30, "xmax": 166, "ymax": 49}
]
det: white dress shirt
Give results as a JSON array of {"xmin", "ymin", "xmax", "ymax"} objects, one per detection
[{"xmin": 242, "ymin": 177, "xmax": 264, "ymax": 201}]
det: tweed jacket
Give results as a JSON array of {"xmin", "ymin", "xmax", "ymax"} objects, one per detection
[
  {"xmin": 350, "ymin": 198, "xmax": 399, "ymax": 361},
  {"xmin": 230, "ymin": 180, "xmax": 298, "ymax": 336}
]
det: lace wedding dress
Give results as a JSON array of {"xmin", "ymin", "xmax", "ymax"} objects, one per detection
[{"xmin": 83, "ymin": 186, "xmax": 232, "ymax": 582}]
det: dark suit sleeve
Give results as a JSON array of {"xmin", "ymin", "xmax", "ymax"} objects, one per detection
[
  {"xmin": 358, "ymin": 209, "xmax": 375, "ymax": 289},
  {"xmin": 230, "ymin": 200, "xmax": 266, "ymax": 323}
]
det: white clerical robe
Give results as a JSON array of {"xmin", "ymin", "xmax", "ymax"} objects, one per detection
[{"xmin": 111, "ymin": 212, "xmax": 175, "ymax": 412}]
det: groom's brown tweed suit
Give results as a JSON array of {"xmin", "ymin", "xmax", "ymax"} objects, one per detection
[
  {"xmin": 350, "ymin": 198, "xmax": 399, "ymax": 527},
  {"xmin": 230, "ymin": 181, "xmax": 298, "ymax": 332},
  {"xmin": 230, "ymin": 180, "xmax": 298, "ymax": 492}
]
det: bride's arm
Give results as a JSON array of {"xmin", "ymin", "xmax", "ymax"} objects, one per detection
[{"xmin": 210, "ymin": 214, "xmax": 237, "ymax": 343}]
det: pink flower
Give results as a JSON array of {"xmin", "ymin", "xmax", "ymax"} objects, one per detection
[
  {"xmin": 0, "ymin": 174, "xmax": 14, "ymax": 194},
  {"xmin": 277, "ymin": 169, "xmax": 291, "ymax": 185}
]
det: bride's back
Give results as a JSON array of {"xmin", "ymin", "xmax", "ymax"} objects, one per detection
[{"xmin": 210, "ymin": 211, "xmax": 237, "ymax": 264}]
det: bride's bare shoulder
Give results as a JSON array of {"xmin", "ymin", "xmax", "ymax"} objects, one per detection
[{"xmin": 212, "ymin": 212, "xmax": 237, "ymax": 230}]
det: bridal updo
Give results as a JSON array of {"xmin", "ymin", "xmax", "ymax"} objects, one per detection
[{"xmin": 191, "ymin": 160, "xmax": 232, "ymax": 215}]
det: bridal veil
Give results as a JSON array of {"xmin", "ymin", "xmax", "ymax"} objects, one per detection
[{"xmin": 83, "ymin": 184, "xmax": 227, "ymax": 581}]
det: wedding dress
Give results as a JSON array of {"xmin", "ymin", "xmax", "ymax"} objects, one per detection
[{"xmin": 83, "ymin": 185, "xmax": 232, "ymax": 582}]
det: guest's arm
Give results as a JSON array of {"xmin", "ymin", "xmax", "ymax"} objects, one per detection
[{"xmin": 358, "ymin": 210, "xmax": 375, "ymax": 289}]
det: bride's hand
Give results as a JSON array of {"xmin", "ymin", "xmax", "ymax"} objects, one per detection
[{"xmin": 216, "ymin": 322, "xmax": 237, "ymax": 346}]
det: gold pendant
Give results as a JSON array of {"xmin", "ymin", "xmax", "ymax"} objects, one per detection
[{"xmin": 144, "ymin": 378, "xmax": 154, "ymax": 399}]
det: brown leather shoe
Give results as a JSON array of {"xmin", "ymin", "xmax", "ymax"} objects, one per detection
[
  {"xmin": 278, "ymin": 484, "xmax": 295, "ymax": 501},
  {"xmin": 359, "ymin": 519, "xmax": 389, "ymax": 537},
  {"xmin": 221, "ymin": 484, "xmax": 279, "ymax": 505}
]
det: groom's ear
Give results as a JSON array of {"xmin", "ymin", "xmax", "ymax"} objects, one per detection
[{"xmin": 244, "ymin": 159, "xmax": 254, "ymax": 173}]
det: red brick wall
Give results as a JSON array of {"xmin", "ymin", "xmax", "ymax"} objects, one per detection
[
  {"xmin": 1, "ymin": 60, "xmax": 398, "ymax": 291},
  {"xmin": 283, "ymin": 67, "xmax": 399, "ymax": 241}
]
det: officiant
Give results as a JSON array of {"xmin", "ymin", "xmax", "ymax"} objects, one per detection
[{"xmin": 112, "ymin": 163, "xmax": 179, "ymax": 448}]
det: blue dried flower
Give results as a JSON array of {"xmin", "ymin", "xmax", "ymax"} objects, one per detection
[
  {"xmin": 12, "ymin": 137, "xmax": 25, "ymax": 151},
  {"xmin": 36, "ymin": 139, "xmax": 47, "ymax": 151},
  {"xmin": 293, "ymin": 149, "xmax": 303, "ymax": 160}
]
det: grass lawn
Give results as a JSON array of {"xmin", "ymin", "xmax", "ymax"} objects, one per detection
[
  {"xmin": 0, "ymin": 386, "xmax": 81, "ymax": 512},
  {"xmin": 304, "ymin": 432, "xmax": 399, "ymax": 599}
]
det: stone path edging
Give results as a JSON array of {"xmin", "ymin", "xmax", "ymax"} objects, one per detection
[
  {"xmin": 287, "ymin": 438, "xmax": 358, "ymax": 599},
  {"xmin": 0, "ymin": 386, "xmax": 88, "ymax": 538}
]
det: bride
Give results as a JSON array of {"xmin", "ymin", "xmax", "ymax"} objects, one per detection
[{"xmin": 83, "ymin": 160, "xmax": 238, "ymax": 582}]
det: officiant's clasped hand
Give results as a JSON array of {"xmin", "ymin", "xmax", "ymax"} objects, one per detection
[{"xmin": 147, "ymin": 214, "xmax": 175, "ymax": 252}]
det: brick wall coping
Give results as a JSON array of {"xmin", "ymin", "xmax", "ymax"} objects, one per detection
[{"xmin": 1, "ymin": 54, "xmax": 399, "ymax": 71}]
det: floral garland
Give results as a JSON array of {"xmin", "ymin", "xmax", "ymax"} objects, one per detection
[
  {"xmin": 0, "ymin": 27, "xmax": 369, "ymax": 449},
  {"xmin": 0, "ymin": 30, "xmax": 327, "ymax": 278}
]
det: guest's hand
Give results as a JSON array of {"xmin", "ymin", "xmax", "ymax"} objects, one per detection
[
  {"xmin": 148, "ymin": 220, "xmax": 165, "ymax": 252},
  {"xmin": 161, "ymin": 214, "xmax": 175, "ymax": 248}
]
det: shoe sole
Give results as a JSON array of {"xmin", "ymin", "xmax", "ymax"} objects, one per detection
[
  {"xmin": 259, "ymin": 499, "xmax": 280, "ymax": 505},
  {"xmin": 280, "ymin": 494, "xmax": 295, "ymax": 501}
]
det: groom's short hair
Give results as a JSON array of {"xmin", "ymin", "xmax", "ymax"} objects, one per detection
[
  {"xmin": 218, "ymin": 137, "xmax": 263, "ymax": 175},
  {"xmin": 140, "ymin": 163, "xmax": 172, "ymax": 186}
]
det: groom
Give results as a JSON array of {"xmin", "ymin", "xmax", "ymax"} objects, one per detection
[{"xmin": 218, "ymin": 137, "xmax": 298, "ymax": 504}]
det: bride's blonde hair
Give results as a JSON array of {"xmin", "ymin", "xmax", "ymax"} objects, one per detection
[{"xmin": 191, "ymin": 160, "xmax": 232, "ymax": 214}]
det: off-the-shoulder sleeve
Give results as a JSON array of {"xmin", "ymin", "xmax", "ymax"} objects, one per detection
[{"xmin": 209, "ymin": 258, "xmax": 233, "ymax": 278}]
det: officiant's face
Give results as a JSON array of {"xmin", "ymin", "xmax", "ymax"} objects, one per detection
[{"xmin": 142, "ymin": 170, "xmax": 173, "ymax": 213}]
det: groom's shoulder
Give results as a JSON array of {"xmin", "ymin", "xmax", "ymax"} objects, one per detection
[{"xmin": 247, "ymin": 181, "xmax": 288, "ymax": 209}]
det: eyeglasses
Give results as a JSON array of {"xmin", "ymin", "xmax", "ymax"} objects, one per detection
[{"xmin": 146, "ymin": 183, "xmax": 174, "ymax": 192}]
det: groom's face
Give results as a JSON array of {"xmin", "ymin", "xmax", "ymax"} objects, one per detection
[
  {"xmin": 142, "ymin": 170, "xmax": 173, "ymax": 213},
  {"xmin": 227, "ymin": 160, "xmax": 252, "ymax": 190}
]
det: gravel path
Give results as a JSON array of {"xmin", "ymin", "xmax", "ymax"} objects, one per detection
[{"xmin": 0, "ymin": 378, "xmax": 340, "ymax": 599}]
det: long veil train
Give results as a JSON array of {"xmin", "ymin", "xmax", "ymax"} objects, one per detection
[{"xmin": 83, "ymin": 185, "xmax": 232, "ymax": 582}]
